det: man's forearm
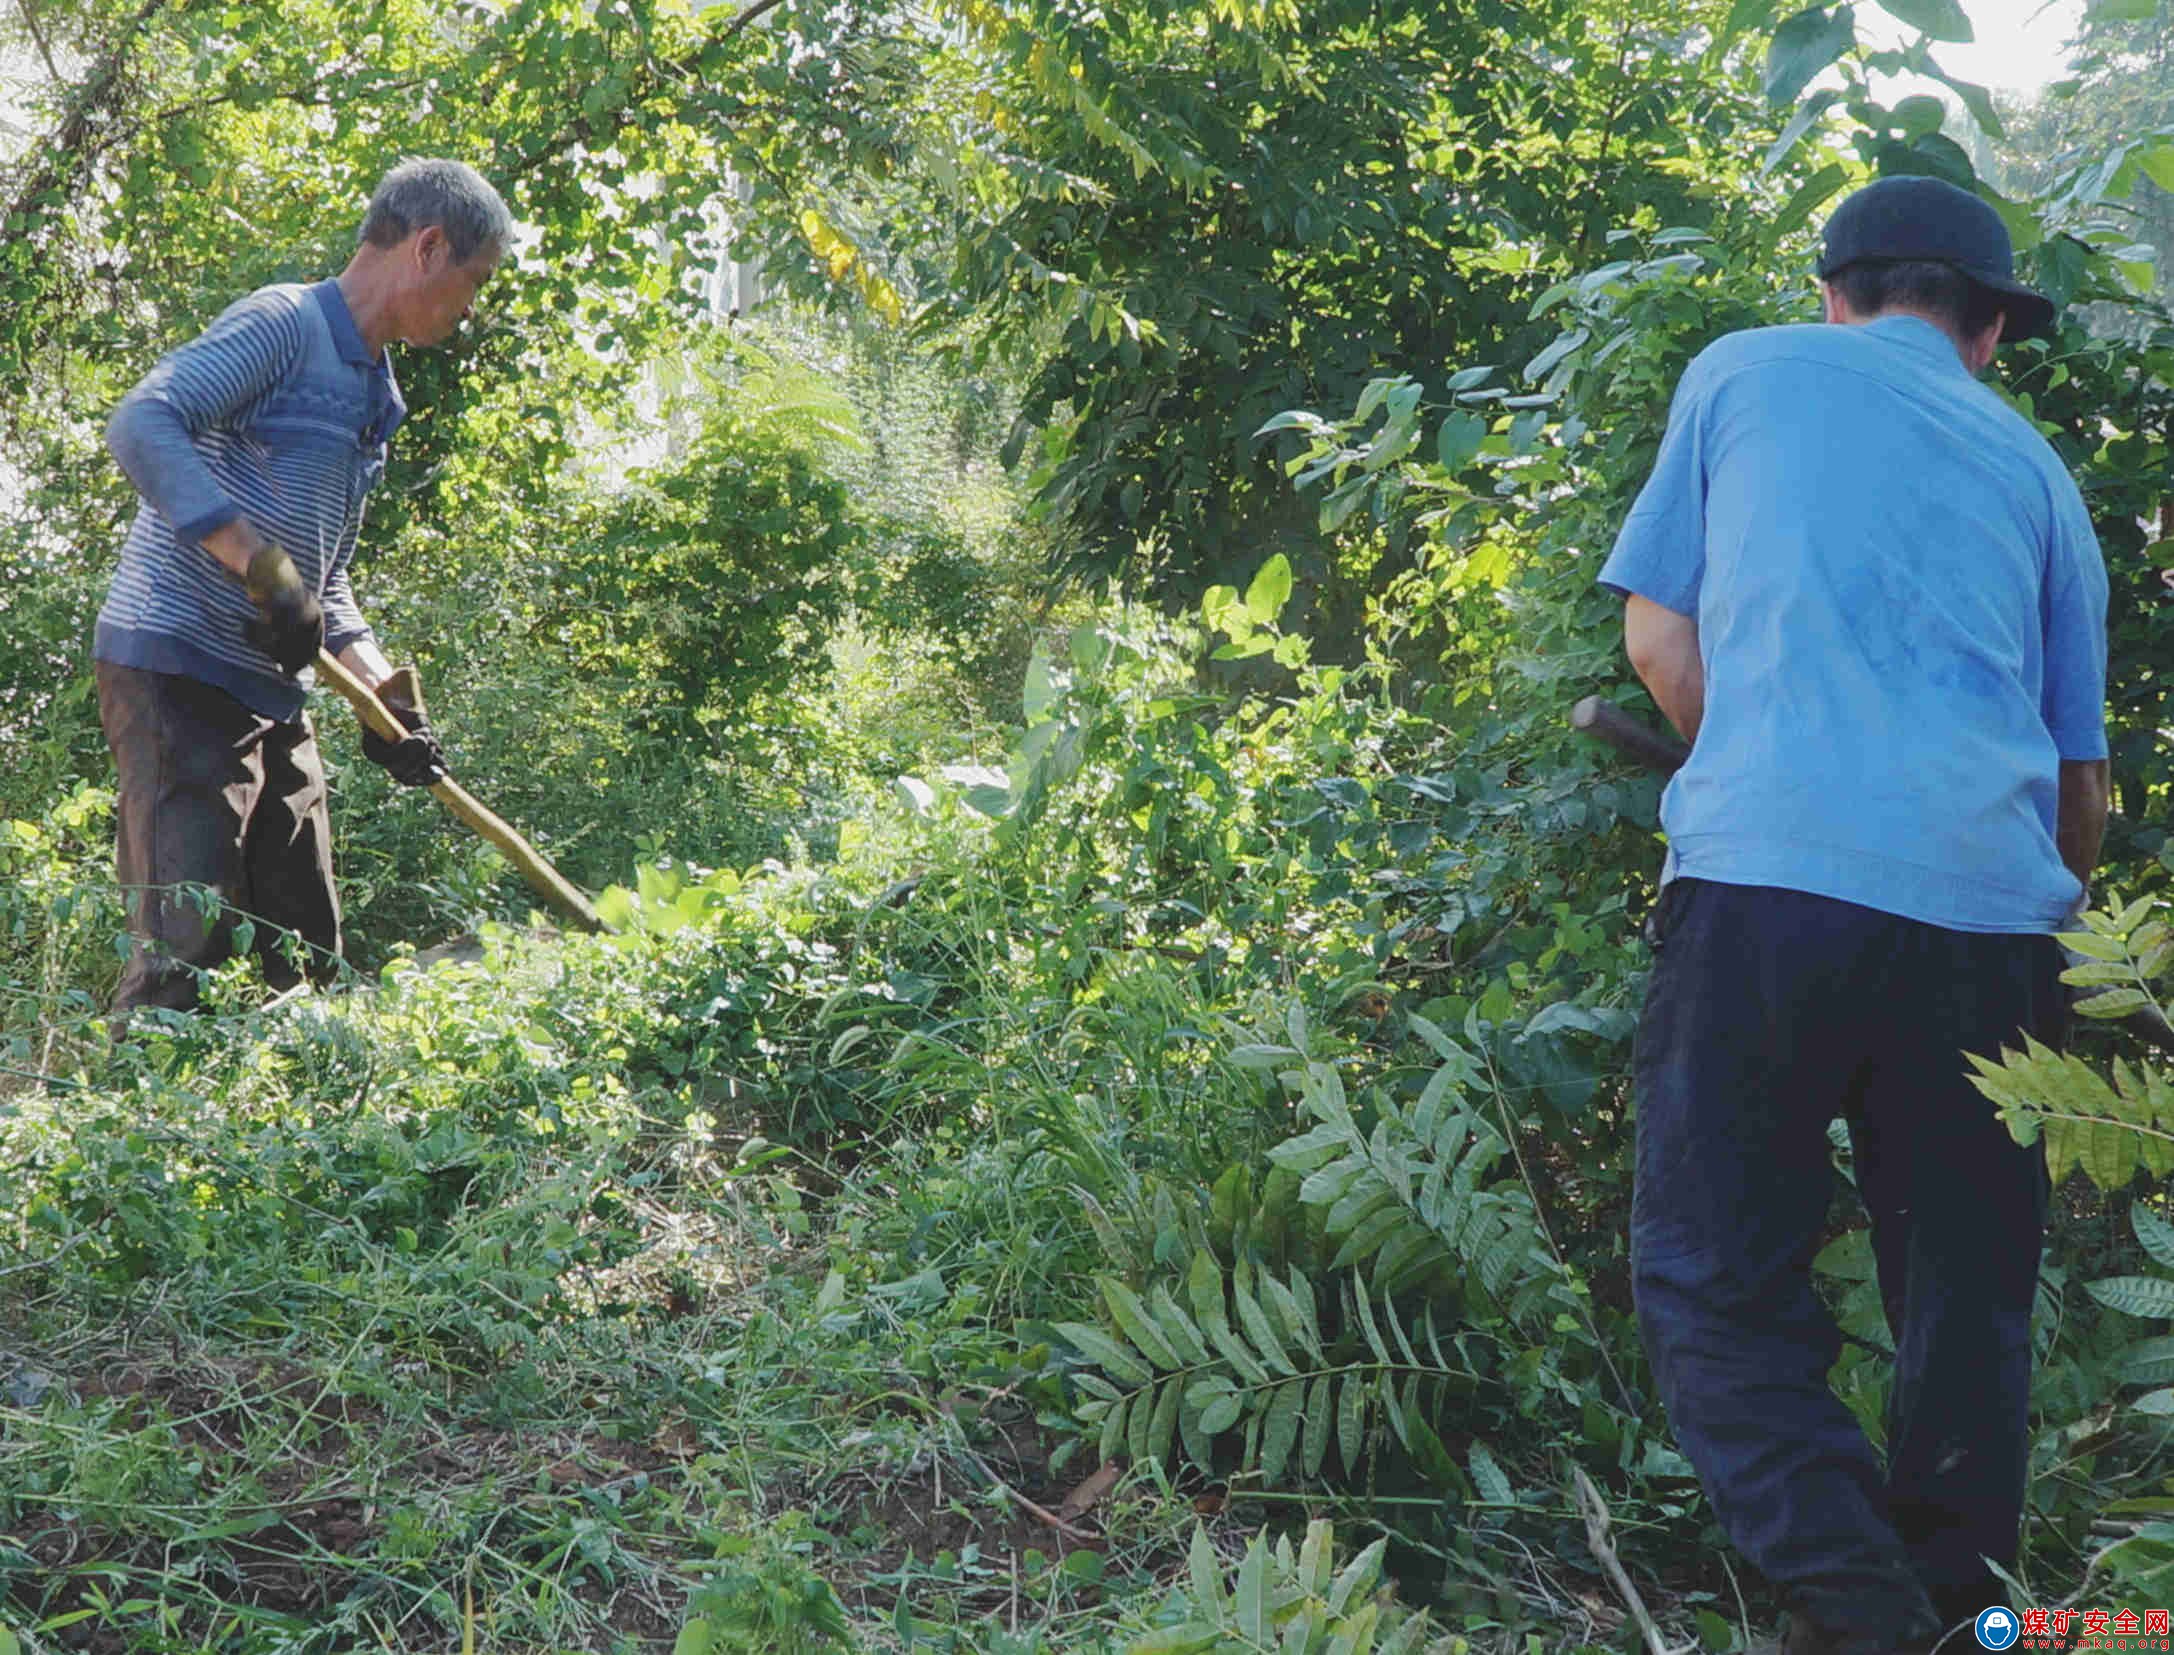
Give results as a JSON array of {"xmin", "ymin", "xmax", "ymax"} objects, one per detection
[
  {"xmin": 337, "ymin": 638, "xmax": 395, "ymax": 692},
  {"xmin": 2057, "ymin": 758, "xmax": 2110, "ymax": 892},
  {"xmin": 1623, "ymin": 594, "xmax": 1705, "ymax": 745},
  {"xmin": 199, "ymin": 516, "xmax": 270, "ymax": 579}
]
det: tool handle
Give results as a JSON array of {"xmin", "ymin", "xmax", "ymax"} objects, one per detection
[
  {"xmin": 315, "ymin": 651, "xmax": 609, "ymax": 935},
  {"xmin": 1571, "ymin": 694, "xmax": 1691, "ymax": 776}
]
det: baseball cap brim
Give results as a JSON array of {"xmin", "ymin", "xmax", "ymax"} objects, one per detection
[{"xmin": 1970, "ymin": 271, "xmax": 2058, "ymax": 343}]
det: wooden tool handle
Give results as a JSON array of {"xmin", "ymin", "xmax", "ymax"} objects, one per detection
[
  {"xmin": 1570, "ymin": 694, "xmax": 1691, "ymax": 777},
  {"xmin": 315, "ymin": 651, "xmax": 609, "ymax": 935}
]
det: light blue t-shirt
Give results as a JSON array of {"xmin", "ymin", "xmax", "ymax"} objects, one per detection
[{"xmin": 1598, "ymin": 315, "xmax": 2108, "ymax": 934}]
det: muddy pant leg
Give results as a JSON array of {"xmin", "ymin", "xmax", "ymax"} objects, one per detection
[
  {"xmin": 1632, "ymin": 880, "xmax": 1940, "ymax": 1646},
  {"xmin": 97, "ymin": 664, "xmax": 266, "ymax": 1016},
  {"xmin": 1849, "ymin": 925, "xmax": 2061, "ymax": 1629},
  {"xmin": 244, "ymin": 713, "xmax": 342, "ymax": 990}
]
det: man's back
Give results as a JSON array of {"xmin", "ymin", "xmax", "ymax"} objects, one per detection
[{"xmin": 1601, "ymin": 313, "xmax": 2108, "ymax": 932}]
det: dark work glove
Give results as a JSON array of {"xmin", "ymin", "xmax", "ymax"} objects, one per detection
[
  {"xmin": 361, "ymin": 665, "xmax": 449, "ymax": 788},
  {"xmin": 239, "ymin": 542, "xmax": 326, "ymax": 677}
]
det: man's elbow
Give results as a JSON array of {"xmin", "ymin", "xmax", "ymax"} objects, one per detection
[
  {"xmin": 1622, "ymin": 595, "xmax": 1695, "ymax": 680},
  {"xmin": 105, "ymin": 394, "xmax": 150, "ymax": 472}
]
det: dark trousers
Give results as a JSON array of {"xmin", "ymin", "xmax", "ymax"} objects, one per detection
[
  {"xmin": 97, "ymin": 662, "xmax": 342, "ymax": 1015},
  {"xmin": 1632, "ymin": 879, "xmax": 2062, "ymax": 1646}
]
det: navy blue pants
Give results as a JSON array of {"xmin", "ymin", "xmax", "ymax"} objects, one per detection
[{"xmin": 1633, "ymin": 880, "xmax": 2061, "ymax": 1644}]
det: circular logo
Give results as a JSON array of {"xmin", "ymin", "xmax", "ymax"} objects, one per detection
[{"xmin": 1975, "ymin": 1608, "xmax": 2019, "ymax": 1651}]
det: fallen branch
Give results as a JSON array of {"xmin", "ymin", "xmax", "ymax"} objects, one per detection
[
  {"xmin": 1573, "ymin": 1466, "xmax": 1681, "ymax": 1655},
  {"xmin": 990, "ymin": 1480, "xmax": 1098, "ymax": 1546},
  {"xmin": 0, "ymin": 1230, "xmax": 90, "ymax": 1279}
]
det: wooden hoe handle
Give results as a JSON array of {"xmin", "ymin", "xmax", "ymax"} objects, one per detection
[
  {"xmin": 315, "ymin": 651, "xmax": 610, "ymax": 936},
  {"xmin": 1571, "ymin": 694, "xmax": 1690, "ymax": 777}
]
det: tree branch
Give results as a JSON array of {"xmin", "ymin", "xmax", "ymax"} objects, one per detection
[{"xmin": 14, "ymin": 0, "xmax": 62, "ymax": 87}]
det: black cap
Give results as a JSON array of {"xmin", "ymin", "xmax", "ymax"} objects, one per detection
[{"xmin": 1817, "ymin": 175, "xmax": 2057, "ymax": 342}]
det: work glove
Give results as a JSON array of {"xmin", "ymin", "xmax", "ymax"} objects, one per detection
[
  {"xmin": 361, "ymin": 665, "xmax": 450, "ymax": 788},
  {"xmin": 239, "ymin": 542, "xmax": 325, "ymax": 677}
]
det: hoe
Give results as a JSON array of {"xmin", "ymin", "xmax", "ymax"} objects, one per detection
[{"xmin": 316, "ymin": 650, "xmax": 608, "ymax": 936}]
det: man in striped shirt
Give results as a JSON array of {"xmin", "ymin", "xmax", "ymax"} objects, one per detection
[{"xmin": 95, "ymin": 158, "xmax": 511, "ymax": 1018}]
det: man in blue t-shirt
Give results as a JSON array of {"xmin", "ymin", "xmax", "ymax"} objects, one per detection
[
  {"xmin": 96, "ymin": 159, "xmax": 509, "ymax": 1018},
  {"xmin": 1599, "ymin": 176, "xmax": 2109, "ymax": 1653}
]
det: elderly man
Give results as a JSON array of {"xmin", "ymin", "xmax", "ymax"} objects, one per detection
[
  {"xmin": 1601, "ymin": 176, "xmax": 2109, "ymax": 1652},
  {"xmin": 95, "ymin": 157, "xmax": 511, "ymax": 1017}
]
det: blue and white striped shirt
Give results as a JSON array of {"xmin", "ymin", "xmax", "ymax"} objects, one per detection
[{"xmin": 96, "ymin": 280, "xmax": 404, "ymax": 721}]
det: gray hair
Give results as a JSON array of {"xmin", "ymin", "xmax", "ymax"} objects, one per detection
[{"xmin": 358, "ymin": 158, "xmax": 515, "ymax": 264}]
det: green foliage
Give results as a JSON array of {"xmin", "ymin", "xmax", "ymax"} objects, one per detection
[
  {"xmin": 678, "ymin": 1517, "xmax": 854, "ymax": 1655},
  {"xmin": 12, "ymin": 0, "xmax": 2174, "ymax": 1646},
  {"xmin": 1968, "ymin": 896, "xmax": 2174, "ymax": 1192},
  {"xmin": 1060, "ymin": 1030, "xmax": 1577, "ymax": 1493},
  {"xmin": 1125, "ymin": 1521, "xmax": 1452, "ymax": 1654},
  {"xmin": 541, "ymin": 408, "xmax": 863, "ymax": 736}
]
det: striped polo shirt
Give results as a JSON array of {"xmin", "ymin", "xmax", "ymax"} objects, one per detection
[{"xmin": 95, "ymin": 280, "xmax": 402, "ymax": 721}]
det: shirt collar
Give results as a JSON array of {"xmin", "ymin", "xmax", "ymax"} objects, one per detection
[
  {"xmin": 312, "ymin": 279, "xmax": 377, "ymax": 367},
  {"xmin": 1862, "ymin": 313, "xmax": 1972, "ymax": 376},
  {"xmin": 310, "ymin": 279, "xmax": 407, "ymax": 446}
]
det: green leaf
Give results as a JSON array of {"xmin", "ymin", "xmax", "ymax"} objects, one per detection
[
  {"xmin": 1057, "ymin": 1320, "xmax": 1155, "ymax": 1385},
  {"xmin": 1874, "ymin": 0, "xmax": 1970, "ymax": 40},
  {"xmin": 1259, "ymin": 1379, "xmax": 1304, "ymax": 1482},
  {"xmin": 1261, "ymin": 1271, "xmax": 1323, "ymax": 1360},
  {"xmin": 1320, "ymin": 479, "xmax": 1369, "ymax": 534},
  {"xmin": 1719, "ymin": 0, "xmax": 1782, "ymax": 50},
  {"xmin": 1812, "ymin": 1228, "xmax": 1877, "ymax": 1281},
  {"xmin": 2135, "ymin": 139, "xmax": 2174, "ymax": 195},
  {"xmin": 1436, "ymin": 411, "xmax": 1486, "ymax": 472},
  {"xmin": 1104, "ymin": 1281, "xmax": 1183, "ymax": 1370},
  {"xmin": 1468, "ymin": 1441, "xmax": 1513, "ymax": 1505},
  {"xmin": 1208, "ymin": 1316, "xmax": 1273, "ymax": 1387},
  {"xmin": 1244, "ymin": 554, "xmax": 1294, "ymax": 624},
  {"xmin": 2117, "ymin": 1334, "xmax": 2174, "ymax": 1384},
  {"xmin": 1101, "ymin": 1394, "xmax": 1131, "ymax": 1461},
  {"xmin": 1763, "ymin": 90, "xmax": 1842, "ymax": 176},
  {"xmin": 1129, "ymin": 1376, "xmax": 1162, "ymax": 1463},
  {"xmin": 1188, "ymin": 1248, "xmax": 1231, "ymax": 1334},
  {"xmin": 2089, "ymin": 0, "xmax": 2156, "ymax": 18},
  {"xmin": 674, "ymin": 1622, "xmax": 714, "ymax": 1655},
  {"xmin": 2061, "ymin": 930, "xmax": 2128, "ymax": 962},
  {"xmin": 2077, "ymin": 987, "xmax": 2152, "ymax": 1019},
  {"xmin": 1523, "ymin": 327, "xmax": 1588, "ymax": 384},
  {"xmin": 1146, "ymin": 1370, "xmax": 1183, "ymax": 1464},
  {"xmin": 2136, "ymin": 1207, "xmax": 2174, "ymax": 1271},
  {"xmin": 1765, "ymin": 6, "xmax": 1857, "ymax": 107},
  {"xmin": 1130, "ymin": 1625, "xmax": 1224, "ymax": 1654},
  {"xmin": 1328, "ymin": 1537, "xmax": 1388, "ymax": 1616},
  {"xmin": 1337, "ymin": 1374, "xmax": 1368, "ymax": 1472},
  {"xmin": 1150, "ymin": 1283, "xmax": 1210, "ymax": 1365},
  {"xmin": 1188, "ymin": 1524, "xmax": 1226, "ymax": 1623},
  {"xmin": 1773, "ymin": 163, "xmax": 1850, "ymax": 236},
  {"xmin": 1234, "ymin": 1279, "xmax": 1297, "ymax": 1375},
  {"xmin": 2135, "ymin": 1388, "xmax": 2174, "ymax": 1415},
  {"xmin": 1198, "ymin": 1390, "xmax": 1244, "ymax": 1434},
  {"xmin": 2082, "ymin": 1119, "xmax": 2141, "ymax": 1191},
  {"xmin": 1302, "ymin": 1372, "xmax": 1334, "ymax": 1476},
  {"xmin": 1923, "ymin": 61, "xmax": 2003, "ymax": 139},
  {"xmin": 1234, "ymin": 1540, "xmax": 1269, "ymax": 1643},
  {"xmin": 1350, "ymin": 1277, "xmax": 1393, "ymax": 1364},
  {"xmin": 2090, "ymin": 1274, "xmax": 2174, "ymax": 1319}
]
